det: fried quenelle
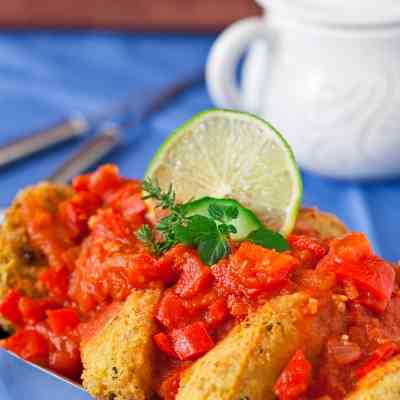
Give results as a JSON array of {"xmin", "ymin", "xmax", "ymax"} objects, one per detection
[
  {"xmin": 81, "ymin": 287, "xmax": 162, "ymax": 400},
  {"xmin": 0, "ymin": 183, "xmax": 73, "ymax": 331},
  {"xmin": 176, "ymin": 292, "xmax": 322, "ymax": 400}
]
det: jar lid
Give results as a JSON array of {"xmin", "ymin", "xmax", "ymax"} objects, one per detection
[{"xmin": 259, "ymin": 0, "xmax": 400, "ymax": 26}]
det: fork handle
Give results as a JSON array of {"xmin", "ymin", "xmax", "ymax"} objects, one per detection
[
  {"xmin": 49, "ymin": 126, "xmax": 121, "ymax": 184},
  {"xmin": 0, "ymin": 116, "xmax": 88, "ymax": 168}
]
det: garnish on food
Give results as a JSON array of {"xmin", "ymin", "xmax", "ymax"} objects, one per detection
[
  {"xmin": 144, "ymin": 109, "xmax": 302, "ymax": 236},
  {"xmin": 137, "ymin": 178, "xmax": 289, "ymax": 265}
]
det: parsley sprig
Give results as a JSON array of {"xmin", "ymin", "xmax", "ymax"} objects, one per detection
[{"xmin": 137, "ymin": 179, "xmax": 288, "ymax": 265}]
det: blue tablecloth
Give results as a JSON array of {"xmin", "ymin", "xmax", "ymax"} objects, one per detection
[{"xmin": 0, "ymin": 31, "xmax": 399, "ymax": 399}]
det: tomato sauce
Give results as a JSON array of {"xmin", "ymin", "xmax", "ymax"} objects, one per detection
[{"xmin": 1, "ymin": 164, "xmax": 399, "ymax": 400}]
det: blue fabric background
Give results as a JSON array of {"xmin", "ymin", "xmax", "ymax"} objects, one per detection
[{"xmin": 0, "ymin": 31, "xmax": 399, "ymax": 399}]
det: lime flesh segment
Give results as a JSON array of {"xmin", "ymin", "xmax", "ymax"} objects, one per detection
[
  {"xmin": 145, "ymin": 109, "xmax": 302, "ymax": 236},
  {"xmin": 184, "ymin": 197, "xmax": 263, "ymax": 241}
]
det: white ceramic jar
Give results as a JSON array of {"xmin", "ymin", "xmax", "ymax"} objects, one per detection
[{"xmin": 206, "ymin": 0, "xmax": 400, "ymax": 179}]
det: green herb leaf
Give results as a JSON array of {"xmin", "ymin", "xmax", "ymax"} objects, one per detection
[
  {"xmin": 142, "ymin": 178, "xmax": 192, "ymax": 254},
  {"xmin": 157, "ymin": 214, "xmax": 178, "ymax": 232},
  {"xmin": 174, "ymin": 215, "xmax": 217, "ymax": 246},
  {"xmin": 136, "ymin": 224, "xmax": 152, "ymax": 242},
  {"xmin": 142, "ymin": 179, "xmax": 177, "ymax": 211},
  {"xmin": 136, "ymin": 225, "xmax": 161, "ymax": 255},
  {"xmin": 208, "ymin": 203, "xmax": 225, "ymax": 221},
  {"xmin": 174, "ymin": 215, "xmax": 230, "ymax": 265},
  {"xmin": 218, "ymin": 224, "xmax": 230, "ymax": 235},
  {"xmin": 225, "ymin": 205, "xmax": 239, "ymax": 220},
  {"xmin": 228, "ymin": 224, "xmax": 237, "ymax": 234},
  {"xmin": 198, "ymin": 234, "xmax": 230, "ymax": 266},
  {"xmin": 246, "ymin": 227, "xmax": 289, "ymax": 252}
]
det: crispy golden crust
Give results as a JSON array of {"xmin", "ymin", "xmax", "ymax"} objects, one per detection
[
  {"xmin": 81, "ymin": 287, "xmax": 162, "ymax": 400},
  {"xmin": 0, "ymin": 182, "xmax": 72, "ymax": 330},
  {"xmin": 176, "ymin": 292, "xmax": 325, "ymax": 400},
  {"xmin": 294, "ymin": 208, "xmax": 348, "ymax": 240},
  {"xmin": 345, "ymin": 356, "xmax": 400, "ymax": 400}
]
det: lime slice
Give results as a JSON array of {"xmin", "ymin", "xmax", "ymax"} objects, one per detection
[{"xmin": 145, "ymin": 109, "xmax": 302, "ymax": 236}]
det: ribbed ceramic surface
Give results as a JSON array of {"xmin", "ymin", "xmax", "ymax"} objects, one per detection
[
  {"xmin": 259, "ymin": 0, "xmax": 400, "ymax": 25},
  {"xmin": 0, "ymin": 32, "xmax": 398, "ymax": 399}
]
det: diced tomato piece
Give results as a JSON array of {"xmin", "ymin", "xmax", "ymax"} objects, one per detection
[
  {"xmin": 328, "ymin": 337, "xmax": 362, "ymax": 365},
  {"xmin": 170, "ymin": 321, "xmax": 214, "ymax": 361},
  {"xmin": 358, "ymin": 292, "xmax": 390, "ymax": 314},
  {"xmin": 180, "ymin": 286, "xmax": 219, "ymax": 315},
  {"xmin": 330, "ymin": 233, "xmax": 373, "ymax": 264},
  {"xmin": 49, "ymin": 348, "xmax": 82, "ymax": 379},
  {"xmin": 226, "ymin": 293, "xmax": 251, "ymax": 318},
  {"xmin": 89, "ymin": 208, "xmax": 134, "ymax": 245},
  {"xmin": 120, "ymin": 193, "xmax": 146, "ymax": 229},
  {"xmin": 204, "ymin": 298, "xmax": 229, "ymax": 330},
  {"xmin": 105, "ymin": 180, "xmax": 141, "ymax": 205},
  {"xmin": 99, "ymin": 267, "xmax": 134, "ymax": 301},
  {"xmin": 120, "ymin": 193, "xmax": 146, "ymax": 215},
  {"xmin": 46, "ymin": 308, "xmax": 80, "ymax": 335},
  {"xmin": 153, "ymin": 332, "xmax": 178, "ymax": 358},
  {"xmin": 72, "ymin": 174, "xmax": 90, "ymax": 192},
  {"xmin": 334, "ymin": 256, "xmax": 395, "ymax": 312},
  {"xmin": 273, "ymin": 350, "xmax": 312, "ymax": 400},
  {"xmin": 356, "ymin": 342, "xmax": 398, "ymax": 379},
  {"xmin": 157, "ymin": 245, "xmax": 193, "ymax": 274},
  {"xmin": 322, "ymin": 234, "xmax": 395, "ymax": 313},
  {"xmin": 18, "ymin": 297, "xmax": 58, "ymax": 325},
  {"xmin": 71, "ymin": 288, "xmax": 98, "ymax": 315},
  {"xmin": 88, "ymin": 164, "xmax": 124, "ymax": 198},
  {"xmin": 128, "ymin": 253, "xmax": 165, "ymax": 283},
  {"xmin": 4, "ymin": 329, "xmax": 49, "ymax": 363},
  {"xmin": 62, "ymin": 246, "xmax": 81, "ymax": 268},
  {"xmin": 108, "ymin": 183, "xmax": 144, "ymax": 211},
  {"xmin": 214, "ymin": 242, "xmax": 298, "ymax": 299},
  {"xmin": 59, "ymin": 192, "xmax": 101, "ymax": 239},
  {"xmin": 98, "ymin": 253, "xmax": 160, "ymax": 301},
  {"xmin": 288, "ymin": 235, "xmax": 327, "ymax": 259},
  {"xmin": 211, "ymin": 259, "xmax": 238, "ymax": 294},
  {"xmin": 0, "ymin": 289, "xmax": 23, "ymax": 325},
  {"xmin": 155, "ymin": 245, "xmax": 188, "ymax": 284},
  {"xmin": 104, "ymin": 181, "xmax": 146, "ymax": 228},
  {"xmin": 158, "ymin": 367, "xmax": 187, "ymax": 400},
  {"xmin": 155, "ymin": 291, "xmax": 189, "ymax": 330},
  {"xmin": 154, "ymin": 260, "xmax": 178, "ymax": 286},
  {"xmin": 40, "ymin": 266, "xmax": 70, "ymax": 303},
  {"xmin": 174, "ymin": 252, "xmax": 213, "ymax": 299}
]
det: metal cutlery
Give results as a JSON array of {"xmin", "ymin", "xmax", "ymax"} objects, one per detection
[
  {"xmin": 0, "ymin": 117, "xmax": 88, "ymax": 168},
  {"xmin": 0, "ymin": 73, "xmax": 203, "ymax": 170},
  {"xmin": 48, "ymin": 72, "xmax": 204, "ymax": 183}
]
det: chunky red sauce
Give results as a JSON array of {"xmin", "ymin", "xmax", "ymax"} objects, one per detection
[{"xmin": 1, "ymin": 165, "xmax": 399, "ymax": 399}]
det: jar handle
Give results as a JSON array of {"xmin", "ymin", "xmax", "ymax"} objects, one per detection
[{"xmin": 206, "ymin": 17, "xmax": 269, "ymax": 112}]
